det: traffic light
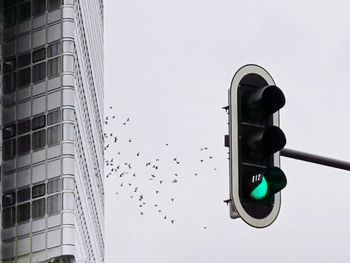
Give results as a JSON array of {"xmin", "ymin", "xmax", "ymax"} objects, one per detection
[{"xmin": 226, "ymin": 64, "xmax": 287, "ymax": 228}]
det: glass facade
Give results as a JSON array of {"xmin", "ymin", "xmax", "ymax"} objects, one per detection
[{"xmin": 1, "ymin": 0, "xmax": 104, "ymax": 262}]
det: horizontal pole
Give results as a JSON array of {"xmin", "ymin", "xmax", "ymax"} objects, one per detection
[{"xmin": 280, "ymin": 148, "xmax": 350, "ymax": 171}]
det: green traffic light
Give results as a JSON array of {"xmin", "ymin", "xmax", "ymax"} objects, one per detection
[{"xmin": 250, "ymin": 176, "xmax": 268, "ymax": 200}]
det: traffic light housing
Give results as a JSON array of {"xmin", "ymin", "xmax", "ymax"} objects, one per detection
[{"xmin": 227, "ymin": 64, "xmax": 287, "ymax": 228}]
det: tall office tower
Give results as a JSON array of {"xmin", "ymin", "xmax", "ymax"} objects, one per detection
[
  {"xmin": 1, "ymin": 1, "xmax": 104, "ymax": 262},
  {"xmin": 0, "ymin": 8, "xmax": 3, "ymax": 254}
]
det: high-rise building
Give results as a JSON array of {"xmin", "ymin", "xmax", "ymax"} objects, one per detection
[{"xmin": 0, "ymin": 1, "xmax": 104, "ymax": 262}]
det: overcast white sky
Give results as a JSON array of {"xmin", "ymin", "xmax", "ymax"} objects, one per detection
[{"xmin": 104, "ymin": 0, "xmax": 350, "ymax": 262}]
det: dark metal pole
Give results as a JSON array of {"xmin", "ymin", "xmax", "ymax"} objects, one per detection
[{"xmin": 280, "ymin": 148, "xmax": 350, "ymax": 171}]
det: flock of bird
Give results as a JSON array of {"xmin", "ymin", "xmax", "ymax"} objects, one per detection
[{"xmin": 104, "ymin": 106, "xmax": 218, "ymax": 229}]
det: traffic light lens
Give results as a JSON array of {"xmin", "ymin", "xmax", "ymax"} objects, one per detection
[{"xmin": 250, "ymin": 176, "xmax": 268, "ymax": 200}]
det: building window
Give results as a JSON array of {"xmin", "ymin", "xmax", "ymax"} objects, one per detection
[
  {"xmin": 63, "ymin": 108, "xmax": 75, "ymax": 121},
  {"xmin": 48, "ymin": 109, "xmax": 61, "ymax": 125},
  {"xmin": 4, "ymin": 7, "xmax": 16, "ymax": 28},
  {"xmin": 33, "ymin": 47, "xmax": 46, "ymax": 63},
  {"xmin": 3, "ymin": 72, "xmax": 16, "ymax": 94},
  {"xmin": 47, "ymin": 194, "xmax": 61, "ymax": 215},
  {"xmin": 18, "ymin": 119, "xmax": 31, "ymax": 135},
  {"xmin": 3, "ymin": 58, "xmax": 16, "ymax": 73},
  {"xmin": 17, "ymin": 52, "xmax": 31, "ymax": 69},
  {"xmin": 3, "ymin": 124, "xmax": 16, "ymax": 139},
  {"xmin": 32, "ymin": 183, "xmax": 46, "ymax": 198},
  {"xmin": 17, "ymin": 187, "xmax": 31, "ymax": 203},
  {"xmin": 2, "ymin": 192, "xmax": 16, "ymax": 207},
  {"xmin": 32, "ymin": 115, "xmax": 46, "ymax": 130},
  {"xmin": 2, "ymin": 207, "xmax": 16, "ymax": 228},
  {"xmin": 3, "ymin": 139, "xmax": 16, "ymax": 160},
  {"xmin": 32, "ymin": 0, "xmax": 46, "ymax": 17},
  {"xmin": 47, "ymin": 124, "xmax": 61, "ymax": 146},
  {"xmin": 32, "ymin": 129, "xmax": 46, "ymax": 150},
  {"xmin": 47, "ymin": 57, "xmax": 61, "ymax": 77},
  {"xmin": 48, "ymin": 42, "xmax": 61, "ymax": 58},
  {"xmin": 48, "ymin": 178, "xmax": 61, "ymax": 194},
  {"xmin": 32, "ymin": 62, "xmax": 46, "ymax": 83},
  {"xmin": 17, "ymin": 134, "xmax": 31, "ymax": 155},
  {"xmin": 48, "ymin": 0, "xmax": 61, "ymax": 12},
  {"xmin": 17, "ymin": 202, "xmax": 30, "ymax": 223},
  {"xmin": 16, "ymin": 67, "xmax": 31, "ymax": 88},
  {"xmin": 17, "ymin": 1, "xmax": 32, "ymax": 23},
  {"xmin": 63, "ymin": 123, "xmax": 74, "ymax": 141},
  {"xmin": 32, "ymin": 198, "xmax": 46, "ymax": 219}
]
